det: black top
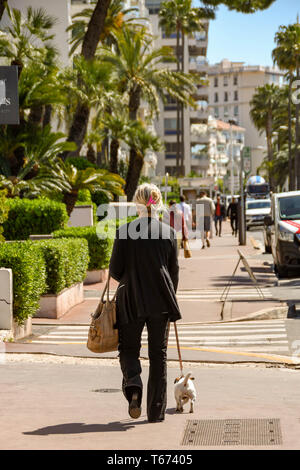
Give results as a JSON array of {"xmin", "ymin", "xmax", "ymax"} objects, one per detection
[
  {"xmin": 109, "ymin": 217, "xmax": 181, "ymax": 325},
  {"xmin": 227, "ymin": 202, "xmax": 239, "ymax": 218}
]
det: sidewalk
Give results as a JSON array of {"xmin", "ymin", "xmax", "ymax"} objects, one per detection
[
  {"xmin": 1, "ymin": 355, "xmax": 299, "ymax": 450},
  {"xmin": 32, "ymin": 222, "xmax": 283, "ymax": 327}
]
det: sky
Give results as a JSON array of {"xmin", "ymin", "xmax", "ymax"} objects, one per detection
[{"xmin": 204, "ymin": 0, "xmax": 299, "ymax": 67}]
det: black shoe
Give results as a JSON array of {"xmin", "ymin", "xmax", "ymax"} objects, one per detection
[
  {"xmin": 206, "ymin": 239, "xmax": 210, "ymax": 247},
  {"xmin": 129, "ymin": 392, "xmax": 141, "ymax": 419},
  {"xmin": 148, "ymin": 418, "xmax": 164, "ymax": 423},
  {"xmin": 216, "ymin": 230, "xmax": 218, "ymax": 236}
]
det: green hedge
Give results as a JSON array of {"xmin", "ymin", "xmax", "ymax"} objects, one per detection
[
  {"xmin": 3, "ymin": 198, "xmax": 69, "ymax": 240},
  {"xmin": 0, "ymin": 190, "xmax": 9, "ymax": 242},
  {"xmin": 53, "ymin": 226, "xmax": 114, "ymax": 271},
  {"xmin": 35, "ymin": 238, "xmax": 89, "ymax": 294},
  {"xmin": 0, "ymin": 241, "xmax": 47, "ymax": 324}
]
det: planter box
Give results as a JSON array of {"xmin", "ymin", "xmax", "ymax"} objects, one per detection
[
  {"xmin": 12, "ymin": 317, "xmax": 32, "ymax": 341},
  {"xmin": 84, "ymin": 269, "xmax": 108, "ymax": 285},
  {"xmin": 35, "ymin": 282, "xmax": 84, "ymax": 319},
  {"xmin": 68, "ymin": 205, "xmax": 94, "ymax": 227}
]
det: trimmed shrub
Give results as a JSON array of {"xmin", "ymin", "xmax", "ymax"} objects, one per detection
[
  {"xmin": 0, "ymin": 241, "xmax": 47, "ymax": 324},
  {"xmin": 3, "ymin": 198, "xmax": 69, "ymax": 240},
  {"xmin": 91, "ymin": 190, "xmax": 110, "ymax": 208},
  {"xmin": 77, "ymin": 189, "xmax": 92, "ymax": 203},
  {"xmin": 35, "ymin": 238, "xmax": 89, "ymax": 294},
  {"xmin": 53, "ymin": 226, "xmax": 113, "ymax": 271},
  {"xmin": 0, "ymin": 190, "xmax": 9, "ymax": 242}
]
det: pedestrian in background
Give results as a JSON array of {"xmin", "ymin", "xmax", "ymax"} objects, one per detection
[
  {"xmin": 214, "ymin": 195, "xmax": 226, "ymax": 237},
  {"xmin": 109, "ymin": 184, "xmax": 181, "ymax": 423},
  {"xmin": 177, "ymin": 195, "xmax": 192, "ymax": 232},
  {"xmin": 227, "ymin": 197, "xmax": 239, "ymax": 237},
  {"xmin": 163, "ymin": 200, "xmax": 188, "ymax": 254},
  {"xmin": 197, "ymin": 191, "xmax": 215, "ymax": 249}
]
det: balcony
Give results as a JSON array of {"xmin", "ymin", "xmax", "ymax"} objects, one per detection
[
  {"xmin": 190, "ymin": 106, "xmax": 209, "ymax": 123},
  {"xmin": 189, "ymin": 58, "xmax": 209, "ymax": 73},
  {"xmin": 193, "ymin": 85, "xmax": 209, "ymax": 100}
]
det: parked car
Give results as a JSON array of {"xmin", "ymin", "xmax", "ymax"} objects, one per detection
[
  {"xmin": 264, "ymin": 191, "xmax": 300, "ymax": 278},
  {"xmin": 246, "ymin": 199, "xmax": 271, "ymax": 230}
]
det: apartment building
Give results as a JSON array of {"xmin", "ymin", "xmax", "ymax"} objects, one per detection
[
  {"xmin": 207, "ymin": 59, "xmax": 285, "ymax": 176},
  {"xmin": 145, "ymin": 0, "xmax": 210, "ymax": 177}
]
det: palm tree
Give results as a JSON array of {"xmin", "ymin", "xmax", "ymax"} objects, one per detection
[
  {"xmin": 61, "ymin": 56, "xmax": 113, "ymax": 158},
  {"xmin": 273, "ymin": 23, "xmax": 300, "ymax": 190},
  {"xmin": 100, "ymin": 26, "xmax": 195, "ymax": 199},
  {"xmin": 35, "ymin": 161, "xmax": 125, "ymax": 216},
  {"xmin": 159, "ymin": 0, "xmax": 215, "ymax": 175},
  {"xmin": 125, "ymin": 122, "xmax": 164, "ymax": 200},
  {"xmin": 67, "ymin": 0, "xmax": 138, "ymax": 56},
  {"xmin": 63, "ymin": 0, "xmax": 112, "ymax": 159},
  {"xmin": 0, "ymin": 4, "xmax": 57, "ymax": 77},
  {"xmin": 250, "ymin": 84, "xmax": 281, "ymax": 192}
]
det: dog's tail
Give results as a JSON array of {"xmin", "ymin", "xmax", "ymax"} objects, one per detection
[{"xmin": 183, "ymin": 373, "xmax": 192, "ymax": 387}]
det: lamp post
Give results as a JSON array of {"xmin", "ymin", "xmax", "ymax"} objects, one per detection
[
  {"xmin": 165, "ymin": 172, "xmax": 169, "ymax": 205},
  {"xmin": 238, "ymin": 147, "xmax": 246, "ymax": 246}
]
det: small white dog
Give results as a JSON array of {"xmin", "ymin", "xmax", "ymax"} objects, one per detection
[{"xmin": 174, "ymin": 372, "xmax": 196, "ymax": 413}]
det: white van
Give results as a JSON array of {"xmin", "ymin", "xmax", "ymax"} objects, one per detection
[
  {"xmin": 246, "ymin": 199, "xmax": 271, "ymax": 229},
  {"xmin": 264, "ymin": 191, "xmax": 300, "ymax": 278}
]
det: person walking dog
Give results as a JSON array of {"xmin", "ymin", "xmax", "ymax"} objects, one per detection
[{"xmin": 109, "ymin": 184, "xmax": 181, "ymax": 423}]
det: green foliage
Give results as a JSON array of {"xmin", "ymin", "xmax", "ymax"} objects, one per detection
[
  {"xmin": 91, "ymin": 189, "xmax": 110, "ymax": 207},
  {"xmin": 77, "ymin": 188, "xmax": 92, "ymax": 203},
  {"xmin": 36, "ymin": 238, "xmax": 89, "ymax": 294},
  {"xmin": 3, "ymin": 198, "xmax": 68, "ymax": 240},
  {"xmin": 0, "ymin": 190, "xmax": 8, "ymax": 242},
  {"xmin": 66, "ymin": 156, "xmax": 98, "ymax": 171},
  {"xmin": 0, "ymin": 241, "xmax": 47, "ymax": 324},
  {"xmin": 53, "ymin": 226, "xmax": 114, "ymax": 271}
]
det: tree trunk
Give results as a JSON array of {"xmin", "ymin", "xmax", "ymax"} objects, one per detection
[
  {"xmin": 63, "ymin": 190, "xmax": 79, "ymax": 217},
  {"xmin": 43, "ymin": 104, "xmax": 52, "ymax": 128},
  {"xmin": 64, "ymin": 0, "xmax": 111, "ymax": 160},
  {"xmin": 266, "ymin": 111, "xmax": 274, "ymax": 192},
  {"xmin": 63, "ymin": 103, "xmax": 90, "ymax": 159},
  {"xmin": 288, "ymin": 78, "xmax": 295, "ymax": 190},
  {"xmin": 176, "ymin": 26, "xmax": 181, "ymax": 177},
  {"xmin": 129, "ymin": 86, "xmax": 141, "ymax": 121},
  {"xmin": 296, "ymin": 65, "xmax": 300, "ymax": 190},
  {"xmin": 28, "ymin": 106, "xmax": 44, "ymax": 126},
  {"xmin": 110, "ymin": 138, "xmax": 119, "ymax": 174},
  {"xmin": 124, "ymin": 149, "xmax": 143, "ymax": 201},
  {"xmin": 87, "ymin": 143, "xmax": 96, "ymax": 164},
  {"xmin": 0, "ymin": 1, "xmax": 5, "ymax": 21},
  {"xmin": 180, "ymin": 29, "xmax": 185, "ymax": 176}
]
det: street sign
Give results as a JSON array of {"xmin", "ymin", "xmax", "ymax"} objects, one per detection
[
  {"xmin": 242, "ymin": 146, "xmax": 252, "ymax": 174},
  {"xmin": 0, "ymin": 66, "xmax": 19, "ymax": 125}
]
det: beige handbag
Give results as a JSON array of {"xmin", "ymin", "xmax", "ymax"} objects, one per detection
[
  {"xmin": 87, "ymin": 275, "xmax": 119, "ymax": 353},
  {"xmin": 183, "ymin": 239, "xmax": 192, "ymax": 258}
]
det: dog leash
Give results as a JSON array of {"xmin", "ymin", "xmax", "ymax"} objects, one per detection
[{"xmin": 167, "ymin": 321, "xmax": 183, "ymax": 376}]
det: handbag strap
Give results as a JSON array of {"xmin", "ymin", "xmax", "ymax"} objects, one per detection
[{"xmin": 100, "ymin": 274, "xmax": 118, "ymax": 304}]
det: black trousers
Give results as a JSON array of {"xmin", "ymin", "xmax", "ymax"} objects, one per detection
[
  {"xmin": 230, "ymin": 216, "xmax": 238, "ymax": 233},
  {"xmin": 118, "ymin": 315, "xmax": 169, "ymax": 422}
]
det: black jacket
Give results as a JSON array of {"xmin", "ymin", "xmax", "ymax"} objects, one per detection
[
  {"xmin": 227, "ymin": 202, "xmax": 239, "ymax": 218},
  {"xmin": 109, "ymin": 217, "xmax": 181, "ymax": 325},
  {"xmin": 215, "ymin": 201, "xmax": 226, "ymax": 218}
]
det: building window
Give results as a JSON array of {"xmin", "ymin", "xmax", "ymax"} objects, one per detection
[
  {"xmin": 214, "ymin": 77, "xmax": 218, "ymax": 87},
  {"xmin": 234, "ymin": 75, "xmax": 238, "ymax": 86},
  {"xmin": 224, "ymin": 106, "xmax": 229, "ymax": 118},
  {"xmin": 164, "ymin": 94, "xmax": 178, "ymax": 111},
  {"xmin": 234, "ymin": 105, "xmax": 239, "ymax": 117},
  {"xmin": 164, "ymin": 118, "xmax": 180, "ymax": 135},
  {"xmin": 224, "ymin": 92, "xmax": 228, "ymax": 102},
  {"xmin": 224, "ymin": 75, "xmax": 228, "ymax": 86},
  {"xmin": 214, "ymin": 92, "xmax": 218, "ymax": 103},
  {"xmin": 214, "ymin": 107, "xmax": 219, "ymax": 118},
  {"xmin": 234, "ymin": 90, "xmax": 238, "ymax": 101}
]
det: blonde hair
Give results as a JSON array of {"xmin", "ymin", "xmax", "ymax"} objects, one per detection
[{"xmin": 133, "ymin": 183, "xmax": 164, "ymax": 215}]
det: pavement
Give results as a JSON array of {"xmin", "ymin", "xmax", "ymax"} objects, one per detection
[
  {"xmin": 0, "ymin": 354, "xmax": 300, "ymax": 450},
  {"xmin": 2, "ymin": 222, "xmax": 300, "ymax": 451}
]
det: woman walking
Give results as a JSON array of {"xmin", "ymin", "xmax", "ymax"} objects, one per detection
[{"xmin": 109, "ymin": 183, "xmax": 181, "ymax": 423}]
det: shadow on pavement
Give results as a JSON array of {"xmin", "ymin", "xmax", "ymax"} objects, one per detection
[{"xmin": 23, "ymin": 421, "xmax": 148, "ymax": 435}]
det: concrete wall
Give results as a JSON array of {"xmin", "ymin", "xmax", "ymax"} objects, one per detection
[
  {"xmin": 0, "ymin": 268, "xmax": 13, "ymax": 330},
  {"xmin": 68, "ymin": 205, "xmax": 94, "ymax": 228}
]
